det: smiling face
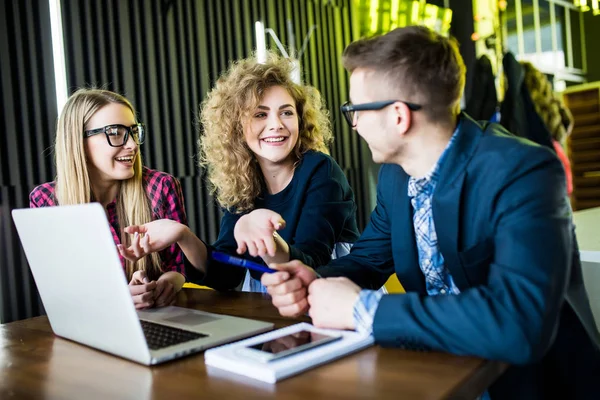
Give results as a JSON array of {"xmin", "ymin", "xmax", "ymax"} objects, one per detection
[
  {"xmin": 243, "ymin": 85, "xmax": 300, "ymax": 168},
  {"xmin": 84, "ymin": 103, "xmax": 139, "ymax": 185}
]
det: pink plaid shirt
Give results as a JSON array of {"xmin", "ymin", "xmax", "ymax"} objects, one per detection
[{"xmin": 29, "ymin": 167, "xmax": 187, "ymax": 277}]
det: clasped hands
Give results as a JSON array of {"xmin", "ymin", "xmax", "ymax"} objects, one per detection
[
  {"xmin": 261, "ymin": 260, "xmax": 362, "ymax": 331},
  {"xmin": 128, "ymin": 270, "xmax": 176, "ymax": 310}
]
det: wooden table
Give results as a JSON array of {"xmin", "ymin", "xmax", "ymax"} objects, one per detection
[{"xmin": 0, "ymin": 289, "xmax": 507, "ymax": 399}]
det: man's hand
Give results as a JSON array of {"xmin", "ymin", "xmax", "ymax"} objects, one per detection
[
  {"xmin": 128, "ymin": 270, "xmax": 157, "ymax": 309},
  {"xmin": 234, "ymin": 209, "xmax": 285, "ymax": 257},
  {"xmin": 261, "ymin": 260, "xmax": 317, "ymax": 317},
  {"xmin": 307, "ymin": 277, "xmax": 361, "ymax": 330}
]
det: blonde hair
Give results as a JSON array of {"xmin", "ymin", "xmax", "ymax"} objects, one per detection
[
  {"xmin": 198, "ymin": 52, "xmax": 333, "ymax": 213},
  {"xmin": 54, "ymin": 88, "xmax": 161, "ymax": 280},
  {"xmin": 521, "ymin": 62, "xmax": 573, "ymax": 143}
]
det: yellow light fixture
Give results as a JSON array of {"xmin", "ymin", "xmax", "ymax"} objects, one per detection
[
  {"xmin": 369, "ymin": 0, "xmax": 379, "ymax": 33},
  {"xmin": 411, "ymin": 0, "xmax": 421, "ymax": 24},
  {"xmin": 390, "ymin": 0, "xmax": 400, "ymax": 29},
  {"xmin": 575, "ymin": 0, "xmax": 590, "ymax": 11},
  {"xmin": 423, "ymin": 3, "xmax": 438, "ymax": 29},
  {"xmin": 441, "ymin": 8, "xmax": 453, "ymax": 37}
]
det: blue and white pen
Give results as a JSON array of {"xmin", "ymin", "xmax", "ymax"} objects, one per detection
[{"xmin": 210, "ymin": 251, "xmax": 277, "ymax": 274}]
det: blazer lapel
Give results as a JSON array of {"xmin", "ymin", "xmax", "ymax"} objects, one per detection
[{"xmin": 432, "ymin": 115, "xmax": 483, "ymax": 291}]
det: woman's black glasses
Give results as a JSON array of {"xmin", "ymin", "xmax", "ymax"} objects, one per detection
[{"xmin": 84, "ymin": 123, "xmax": 146, "ymax": 147}]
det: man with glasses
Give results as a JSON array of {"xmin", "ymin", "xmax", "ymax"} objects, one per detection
[{"xmin": 262, "ymin": 26, "xmax": 599, "ymax": 398}]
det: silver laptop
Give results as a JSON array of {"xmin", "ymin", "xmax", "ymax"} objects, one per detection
[{"xmin": 12, "ymin": 203, "xmax": 273, "ymax": 365}]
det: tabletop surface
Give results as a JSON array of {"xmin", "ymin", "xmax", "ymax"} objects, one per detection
[{"xmin": 0, "ymin": 289, "xmax": 507, "ymax": 400}]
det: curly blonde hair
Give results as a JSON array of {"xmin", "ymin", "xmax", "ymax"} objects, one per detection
[
  {"xmin": 199, "ymin": 52, "xmax": 333, "ymax": 213},
  {"xmin": 521, "ymin": 62, "xmax": 573, "ymax": 143}
]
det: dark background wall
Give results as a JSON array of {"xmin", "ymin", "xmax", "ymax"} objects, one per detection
[
  {"xmin": 582, "ymin": 10, "xmax": 600, "ymax": 83},
  {"xmin": 1, "ymin": 0, "xmax": 57, "ymax": 324},
  {"xmin": 0, "ymin": 0, "xmax": 372, "ymax": 323},
  {"xmin": 428, "ymin": 0, "xmax": 476, "ymax": 106}
]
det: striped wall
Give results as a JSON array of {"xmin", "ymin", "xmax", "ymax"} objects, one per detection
[{"xmin": 1, "ymin": 0, "xmax": 57, "ymax": 323}]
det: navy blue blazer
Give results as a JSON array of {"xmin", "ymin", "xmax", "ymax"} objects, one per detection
[{"xmin": 319, "ymin": 114, "xmax": 600, "ymax": 398}]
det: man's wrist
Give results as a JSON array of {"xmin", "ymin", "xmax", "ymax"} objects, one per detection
[{"xmin": 352, "ymin": 289, "xmax": 384, "ymax": 335}]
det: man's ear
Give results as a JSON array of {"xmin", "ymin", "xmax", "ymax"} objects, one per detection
[{"xmin": 392, "ymin": 101, "xmax": 412, "ymax": 136}]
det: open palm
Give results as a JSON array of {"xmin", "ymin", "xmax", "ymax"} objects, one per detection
[{"xmin": 118, "ymin": 219, "xmax": 186, "ymax": 262}]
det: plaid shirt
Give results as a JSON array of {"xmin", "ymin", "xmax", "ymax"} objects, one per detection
[
  {"xmin": 407, "ymin": 130, "xmax": 460, "ymax": 297},
  {"xmin": 29, "ymin": 167, "xmax": 187, "ymax": 277},
  {"xmin": 353, "ymin": 126, "xmax": 460, "ymax": 335}
]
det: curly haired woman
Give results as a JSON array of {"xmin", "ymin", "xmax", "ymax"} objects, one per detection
[{"xmin": 123, "ymin": 52, "xmax": 359, "ymax": 293}]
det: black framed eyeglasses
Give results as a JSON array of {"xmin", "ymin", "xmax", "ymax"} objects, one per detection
[
  {"xmin": 84, "ymin": 123, "xmax": 146, "ymax": 147},
  {"xmin": 340, "ymin": 100, "xmax": 422, "ymax": 128}
]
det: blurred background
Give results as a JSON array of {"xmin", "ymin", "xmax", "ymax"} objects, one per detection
[{"xmin": 2, "ymin": 0, "xmax": 599, "ymax": 324}]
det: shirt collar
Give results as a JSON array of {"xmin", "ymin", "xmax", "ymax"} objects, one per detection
[{"xmin": 408, "ymin": 121, "xmax": 461, "ymax": 198}]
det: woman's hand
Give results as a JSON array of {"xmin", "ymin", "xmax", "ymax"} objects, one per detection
[
  {"xmin": 128, "ymin": 270, "xmax": 157, "ymax": 309},
  {"xmin": 118, "ymin": 219, "xmax": 187, "ymax": 262},
  {"xmin": 233, "ymin": 209, "xmax": 286, "ymax": 257},
  {"xmin": 154, "ymin": 272, "xmax": 185, "ymax": 307},
  {"xmin": 154, "ymin": 279, "xmax": 176, "ymax": 307}
]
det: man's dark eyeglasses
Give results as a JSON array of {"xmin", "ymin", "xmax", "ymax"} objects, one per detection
[
  {"xmin": 340, "ymin": 100, "xmax": 422, "ymax": 128},
  {"xmin": 84, "ymin": 123, "xmax": 146, "ymax": 147}
]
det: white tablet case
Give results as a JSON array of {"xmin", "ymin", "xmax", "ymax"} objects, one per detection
[{"xmin": 204, "ymin": 322, "xmax": 374, "ymax": 383}]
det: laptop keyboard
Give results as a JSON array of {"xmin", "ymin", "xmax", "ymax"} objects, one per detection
[{"xmin": 140, "ymin": 320, "xmax": 208, "ymax": 350}]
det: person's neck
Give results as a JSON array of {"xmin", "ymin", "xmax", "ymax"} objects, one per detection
[
  {"xmin": 90, "ymin": 178, "xmax": 121, "ymax": 208},
  {"xmin": 259, "ymin": 158, "xmax": 296, "ymax": 195},
  {"xmin": 399, "ymin": 121, "xmax": 456, "ymax": 179}
]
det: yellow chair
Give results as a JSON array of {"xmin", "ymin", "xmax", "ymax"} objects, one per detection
[
  {"xmin": 184, "ymin": 275, "xmax": 405, "ymax": 293},
  {"xmin": 383, "ymin": 274, "xmax": 405, "ymax": 294},
  {"xmin": 183, "ymin": 282, "xmax": 213, "ymax": 290}
]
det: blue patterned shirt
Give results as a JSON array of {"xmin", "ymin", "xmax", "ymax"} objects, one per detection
[{"xmin": 352, "ymin": 125, "xmax": 461, "ymax": 335}]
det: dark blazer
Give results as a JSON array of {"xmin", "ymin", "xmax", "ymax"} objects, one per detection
[
  {"xmin": 319, "ymin": 114, "xmax": 600, "ymax": 398},
  {"xmin": 500, "ymin": 52, "xmax": 555, "ymax": 151},
  {"xmin": 465, "ymin": 55, "xmax": 498, "ymax": 121}
]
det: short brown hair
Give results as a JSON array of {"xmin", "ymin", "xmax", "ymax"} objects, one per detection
[{"xmin": 342, "ymin": 26, "xmax": 466, "ymax": 122}]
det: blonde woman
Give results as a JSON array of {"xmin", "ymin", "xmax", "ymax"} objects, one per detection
[
  {"xmin": 30, "ymin": 88, "xmax": 187, "ymax": 309},
  {"xmin": 123, "ymin": 53, "xmax": 359, "ymax": 293},
  {"xmin": 522, "ymin": 61, "xmax": 574, "ymax": 195}
]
